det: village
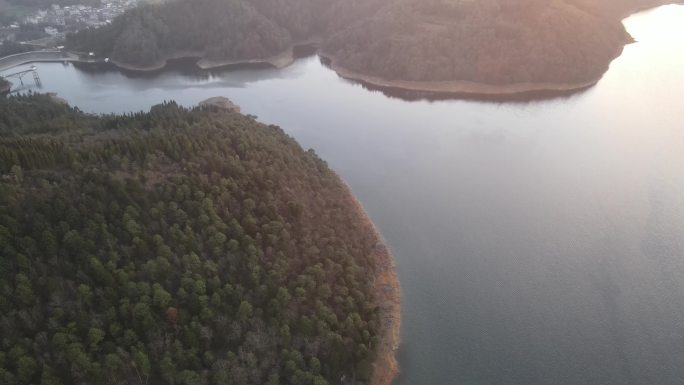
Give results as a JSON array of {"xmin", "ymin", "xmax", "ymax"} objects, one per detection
[{"xmin": 0, "ymin": 0, "xmax": 139, "ymax": 46}]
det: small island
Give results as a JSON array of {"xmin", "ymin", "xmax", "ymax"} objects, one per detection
[
  {"xmin": 67, "ymin": 0, "xmax": 681, "ymax": 96},
  {"xmin": 0, "ymin": 94, "xmax": 401, "ymax": 385}
]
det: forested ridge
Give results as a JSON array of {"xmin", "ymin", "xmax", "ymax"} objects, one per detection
[
  {"xmin": 0, "ymin": 94, "xmax": 387, "ymax": 385},
  {"xmin": 323, "ymin": 0, "xmax": 628, "ymax": 84},
  {"xmin": 66, "ymin": 0, "xmax": 333, "ymax": 67},
  {"xmin": 67, "ymin": 0, "xmax": 679, "ymax": 85},
  {"xmin": 323, "ymin": 0, "xmax": 678, "ymax": 84}
]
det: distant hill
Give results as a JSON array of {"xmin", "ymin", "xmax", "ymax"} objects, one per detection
[
  {"xmin": 0, "ymin": 93, "xmax": 397, "ymax": 385},
  {"xmin": 67, "ymin": 0, "xmax": 679, "ymax": 91}
]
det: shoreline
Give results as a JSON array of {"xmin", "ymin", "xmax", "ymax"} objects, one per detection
[
  {"xmin": 101, "ymin": 40, "xmax": 611, "ymax": 98},
  {"xmin": 132, "ymin": 2, "xmax": 680, "ymax": 98},
  {"xmin": 109, "ymin": 49, "xmax": 204, "ymax": 71},
  {"xmin": 196, "ymin": 46, "xmax": 296, "ymax": 70},
  {"xmin": 96, "ymin": 36, "xmax": 622, "ymax": 99},
  {"xmin": 337, "ymin": 176, "xmax": 401, "ymax": 385},
  {"xmin": 316, "ymin": 2, "xmax": 683, "ymax": 98},
  {"xmin": 107, "ymin": 42, "xmax": 311, "ymax": 72},
  {"xmin": 3, "ymin": 3, "xmax": 677, "ymax": 97},
  {"xmin": 319, "ymin": 51, "xmax": 605, "ymax": 98},
  {"xmin": 106, "ymin": 45, "xmax": 609, "ymax": 99}
]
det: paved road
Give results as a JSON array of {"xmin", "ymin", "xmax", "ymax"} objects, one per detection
[{"xmin": 0, "ymin": 50, "xmax": 82, "ymax": 72}]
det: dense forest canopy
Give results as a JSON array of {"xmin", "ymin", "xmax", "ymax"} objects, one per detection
[
  {"xmin": 67, "ymin": 0, "xmax": 679, "ymax": 83},
  {"xmin": 325, "ymin": 0, "xmax": 619, "ymax": 83},
  {"xmin": 67, "ymin": 0, "xmax": 307, "ymax": 66},
  {"xmin": 0, "ymin": 93, "xmax": 386, "ymax": 385},
  {"xmin": 323, "ymin": 0, "xmax": 682, "ymax": 84}
]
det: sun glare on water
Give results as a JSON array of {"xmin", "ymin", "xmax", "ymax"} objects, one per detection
[{"xmin": 623, "ymin": 5, "xmax": 684, "ymax": 44}]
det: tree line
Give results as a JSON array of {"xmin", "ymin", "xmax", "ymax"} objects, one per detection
[
  {"xmin": 0, "ymin": 93, "xmax": 384, "ymax": 385},
  {"xmin": 69, "ymin": 0, "xmax": 669, "ymax": 84}
]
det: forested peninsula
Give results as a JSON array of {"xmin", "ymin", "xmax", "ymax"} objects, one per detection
[
  {"xmin": 67, "ymin": 0, "xmax": 681, "ymax": 94},
  {"xmin": 0, "ymin": 94, "xmax": 400, "ymax": 385}
]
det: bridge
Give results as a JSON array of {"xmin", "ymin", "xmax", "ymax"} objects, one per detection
[
  {"xmin": 0, "ymin": 49, "xmax": 99, "ymax": 93},
  {"xmin": 0, "ymin": 50, "xmax": 83, "ymax": 72},
  {"xmin": 2, "ymin": 66, "xmax": 42, "ymax": 90}
]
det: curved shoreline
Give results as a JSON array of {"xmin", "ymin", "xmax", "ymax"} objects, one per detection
[
  {"xmin": 337, "ymin": 176, "xmax": 401, "ymax": 385},
  {"xmin": 319, "ymin": 51, "xmax": 606, "ymax": 99},
  {"xmin": 97, "ymin": 39, "xmax": 617, "ymax": 100},
  {"xmin": 102, "ymin": 43, "xmax": 608, "ymax": 98},
  {"xmin": 108, "ymin": 51, "xmax": 200, "ymax": 72},
  {"xmin": 106, "ymin": 2, "xmax": 680, "ymax": 98},
  {"xmin": 105, "ymin": 46, "xmax": 607, "ymax": 99},
  {"xmin": 316, "ymin": 3, "xmax": 684, "ymax": 98},
  {"xmin": 3, "ymin": 3, "xmax": 681, "ymax": 99},
  {"xmin": 195, "ymin": 95, "xmax": 401, "ymax": 384},
  {"xmin": 108, "ymin": 45, "xmax": 300, "ymax": 72},
  {"xmin": 197, "ymin": 46, "xmax": 297, "ymax": 70}
]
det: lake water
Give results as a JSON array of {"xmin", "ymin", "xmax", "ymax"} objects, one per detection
[{"xmin": 3, "ymin": 5, "xmax": 684, "ymax": 385}]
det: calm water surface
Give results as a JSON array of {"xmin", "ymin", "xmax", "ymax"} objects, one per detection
[{"xmin": 3, "ymin": 6, "xmax": 684, "ymax": 385}]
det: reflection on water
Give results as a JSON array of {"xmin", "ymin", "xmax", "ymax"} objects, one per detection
[
  {"xmin": 339, "ymin": 70, "xmax": 599, "ymax": 102},
  {"xmin": 2, "ymin": 5, "xmax": 684, "ymax": 385}
]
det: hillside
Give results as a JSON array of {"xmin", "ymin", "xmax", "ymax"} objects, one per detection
[
  {"xmin": 67, "ymin": 0, "xmax": 678, "ymax": 91},
  {"xmin": 321, "ymin": 0, "xmax": 681, "ymax": 90},
  {"xmin": 0, "ymin": 94, "xmax": 399, "ymax": 385},
  {"xmin": 66, "ymin": 0, "xmax": 343, "ymax": 69},
  {"xmin": 322, "ymin": 0, "xmax": 629, "ymax": 85}
]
